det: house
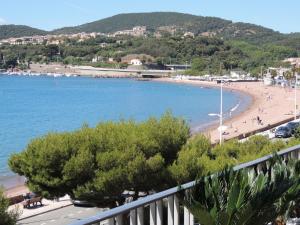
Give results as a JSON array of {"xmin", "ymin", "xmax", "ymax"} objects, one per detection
[
  {"xmin": 92, "ymin": 56, "xmax": 103, "ymax": 63},
  {"xmin": 183, "ymin": 32, "xmax": 195, "ymax": 38},
  {"xmin": 130, "ymin": 59, "xmax": 142, "ymax": 65},
  {"xmin": 230, "ymin": 70, "xmax": 247, "ymax": 79},
  {"xmin": 284, "ymin": 57, "xmax": 300, "ymax": 67},
  {"xmin": 121, "ymin": 54, "xmax": 154, "ymax": 64}
]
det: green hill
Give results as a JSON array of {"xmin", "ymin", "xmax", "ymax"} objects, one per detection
[
  {"xmin": 52, "ymin": 12, "xmax": 299, "ymax": 48},
  {"xmin": 52, "ymin": 12, "xmax": 213, "ymax": 34},
  {"xmin": 0, "ymin": 25, "xmax": 47, "ymax": 40},
  {"xmin": 0, "ymin": 12, "xmax": 299, "ymax": 51},
  {"xmin": 52, "ymin": 12, "xmax": 282, "ymax": 43}
]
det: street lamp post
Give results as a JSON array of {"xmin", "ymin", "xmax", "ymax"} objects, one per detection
[
  {"xmin": 208, "ymin": 80, "xmax": 223, "ymax": 144},
  {"xmin": 294, "ymin": 65, "xmax": 299, "ymax": 120},
  {"xmin": 220, "ymin": 80, "xmax": 223, "ymax": 143}
]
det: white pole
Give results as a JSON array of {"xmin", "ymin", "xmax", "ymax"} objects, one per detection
[
  {"xmin": 295, "ymin": 72, "xmax": 297, "ymax": 120},
  {"xmin": 220, "ymin": 80, "xmax": 223, "ymax": 144}
]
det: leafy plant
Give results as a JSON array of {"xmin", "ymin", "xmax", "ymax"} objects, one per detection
[
  {"xmin": 0, "ymin": 189, "xmax": 19, "ymax": 225},
  {"xmin": 182, "ymin": 158, "xmax": 300, "ymax": 225}
]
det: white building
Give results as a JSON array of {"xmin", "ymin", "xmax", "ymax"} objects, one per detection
[
  {"xmin": 183, "ymin": 32, "xmax": 195, "ymax": 38},
  {"xmin": 284, "ymin": 58, "xmax": 300, "ymax": 67},
  {"xmin": 92, "ymin": 56, "xmax": 103, "ymax": 63},
  {"xmin": 130, "ymin": 59, "xmax": 142, "ymax": 65}
]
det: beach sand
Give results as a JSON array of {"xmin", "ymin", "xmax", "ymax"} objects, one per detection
[
  {"xmin": 4, "ymin": 185, "xmax": 29, "ymax": 198},
  {"xmin": 157, "ymin": 78, "xmax": 297, "ymax": 143}
]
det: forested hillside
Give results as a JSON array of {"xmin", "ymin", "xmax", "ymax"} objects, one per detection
[
  {"xmin": 1, "ymin": 12, "xmax": 299, "ymax": 51},
  {"xmin": 0, "ymin": 25, "xmax": 47, "ymax": 40}
]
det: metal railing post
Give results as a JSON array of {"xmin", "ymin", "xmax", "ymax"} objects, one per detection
[
  {"xmin": 189, "ymin": 211, "xmax": 194, "ymax": 225},
  {"xmin": 137, "ymin": 207, "xmax": 144, "ymax": 225},
  {"xmin": 168, "ymin": 195, "xmax": 174, "ymax": 225},
  {"xmin": 149, "ymin": 202, "xmax": 156, "ymax": 225},
  {"xmin": 130, "ymin": 209, "xmax": 137, "ymax": 225},
  {"xmin": 184, "ymin": 207, "xmax": 189, "ymax": 225},
  {"xmin": 107, "ymin": 218, "xmax": 114, "ymax": 225},
  {"xmin": 116, "ymin": 215, "xmax": 123, "ymax": 225},
  {"xmin": 174, "ymin": 196, "xmax": 179, "ymax": 225},
  {"xmin": 156, "ymin": 200, "xmax": 163, "ymax": 225}
]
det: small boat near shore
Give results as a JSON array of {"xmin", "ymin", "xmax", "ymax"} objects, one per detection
[{"xmin": 135, "ymin": 78, "xmax": 152, "ymax": 81}]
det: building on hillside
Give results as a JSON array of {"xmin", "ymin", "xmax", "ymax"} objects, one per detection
[
  {"xmin": 130, "ymin": 59, "xmax": 143, "ymax": 65},
  {"xmin": 200, "ymin": 31, "xmax": 216, "ymax": 37},
  {"xmin": 268, "ymin": 67, "xmax": 291, "ymax": 76},
  {"xmin": 157, "ymin": 26, "xmax": 177, "ymax": 35},
  {"xmin": 113, "ymin": 26, "xmax": 147, "ymax": 37},
  {"xmin": 121, "ymin": 54, "xmax": 154, "ymax": 64},
  {"xmin": 183, "ymin": 32, "xmax": 195, "ymax": 38},
  {"xmin": 132, "ymin": 26, "xmax": 147, "ymax": 36},
  {"xmin": 230, "ymin": 70, "xmax": 248, "ymax": 79},
  {"xmin": 92, "ymin": 56, "xmax": 103, "ymax": 63},
  {"xmin": 284, "ymin": 58, "xmax": 300, "ymax": 67}
]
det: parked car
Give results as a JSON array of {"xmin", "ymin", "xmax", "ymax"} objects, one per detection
[
  {"xmin": 286, "ymin": 218, "xmax": 300, "ymax": 225},
  {"xmin": 286, "ymin": 121, "xmax": 300, "ymax": 134},
  {"xmin": 72, "ymin": 199, "xmax": 95, "ymax": 207},
  {"xmin": 275, "ymin": 126, "xmax": 292, "ymax": 138}
]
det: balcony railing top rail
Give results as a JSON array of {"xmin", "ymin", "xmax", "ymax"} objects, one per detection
[{"xmin": 70, "ymin": 144, "xmax": 300, "ymax": 225}]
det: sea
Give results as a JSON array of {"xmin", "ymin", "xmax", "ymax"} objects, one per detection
[{"xmin": 0, "ymin": 74, "xmax": 251, "ymax": 188}]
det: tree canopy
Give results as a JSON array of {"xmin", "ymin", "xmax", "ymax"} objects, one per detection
[
  {"xmin": 169, "ymin": 135, "xmax": 300, "ymax": 184},
  {"xmin": 0, "ymin": 189, "xmax": 19, "ymax": 225},
  {"xmin": 9, "ymin": 112, "xmax": 190, "ymax": 207}
]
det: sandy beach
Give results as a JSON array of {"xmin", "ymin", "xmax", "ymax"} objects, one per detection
[{"xmin": 157, "ymin": 78, "xmax": 298, "ymax": 143}]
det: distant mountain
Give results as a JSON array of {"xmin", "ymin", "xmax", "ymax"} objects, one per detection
[
  {"xmin": 0, "ymin": 12, "xmax": 298, "ymax": 49},
  {"xmin": 50, "ymin": 12, "xmax": 292, "ymax": 46},
  {"xmin": 0, "ymin": 25, "xmax": 47, "ymax": 40},
  {"xmin": 52, "ymin": 12, "xmax": 232, "ymax": 34},
  {"xmin": 52, "ymin": 12, "xmax": 282, "ymax": 40}
]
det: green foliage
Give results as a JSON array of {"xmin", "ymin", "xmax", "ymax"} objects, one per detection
[
  {"xmin": 42, "ymin": 44, "xmax": 59, "ymax": 59},
  {"xmin": 52, "ymin": 12, "xmax": 229, "ymax": 34},
  {"xmin": 9, "ymin": 112, "xmax": 190, "ymax": 207},
  {"xmin": 0, "ymin": 25, "xmax": 46, "ymax": 40},
  {"xmin": 170, "ymin": 135, "xmax": 300, "ymax": 184},
  {"xmin": 0, "ymin": 189, "xmax": 19, "ymax": 225},
  {"xmin": 294, "ymin": 126, "xmax": 300, "ymax": 139},
  {"xmin": 182, "ymin": 158, "xmax": 300, "ymax": 225}
]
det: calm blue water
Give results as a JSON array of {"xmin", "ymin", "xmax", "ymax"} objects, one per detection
[{"xmin": 0, "ymin": 75, "xmax": 249, "ymax": 180}]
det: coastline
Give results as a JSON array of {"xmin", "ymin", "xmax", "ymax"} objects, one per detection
[
  {"xmin": 156, "ymin": 78, "xmax": 297, "ymax": 143},
  {"xmin": 2, "ymin": 76, "xmax": 297, "ymax": 198}
]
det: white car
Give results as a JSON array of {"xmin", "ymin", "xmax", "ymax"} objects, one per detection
[{"xmin": 286, "ymin": 218, "xmax": 300, "ymax": 225}]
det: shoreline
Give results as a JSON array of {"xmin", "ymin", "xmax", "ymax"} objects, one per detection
[
  {"xmin": 2, "ymin": 76, "xmax": 297, "ymax": 198},
  {"xmin": 156, "ymin": 78, "xmax": 297, "ymax": 143}
]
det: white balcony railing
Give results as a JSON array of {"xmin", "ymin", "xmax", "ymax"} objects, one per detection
[{"xmin": 70, "ymin": 144, "xmax": 300, "ymax": 225}]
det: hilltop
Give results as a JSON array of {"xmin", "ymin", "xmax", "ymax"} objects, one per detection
[
  {"xmin": 52, "ymin": 12, "xmax": 230, "ymax": 34},
  {"xmin": 0, "ymin": 12, "xmax": 286, "ymax": 43},
  {"xmin": 52, "ymin": 12, "xmax": 283, "ymax": 43},
  {"xmin": 0, "ymin": 25, "xmax": 47, "ymax": 40}
]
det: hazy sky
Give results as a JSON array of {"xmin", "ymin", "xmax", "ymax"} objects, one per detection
[{"xmin": 0, "ymin": 0, "xmax": 299, "ymax": 33}]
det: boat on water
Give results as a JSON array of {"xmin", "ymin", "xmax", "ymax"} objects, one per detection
[{"xmin": 135, "ymin": 78, "xmax": 152, "ymax": 81}]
